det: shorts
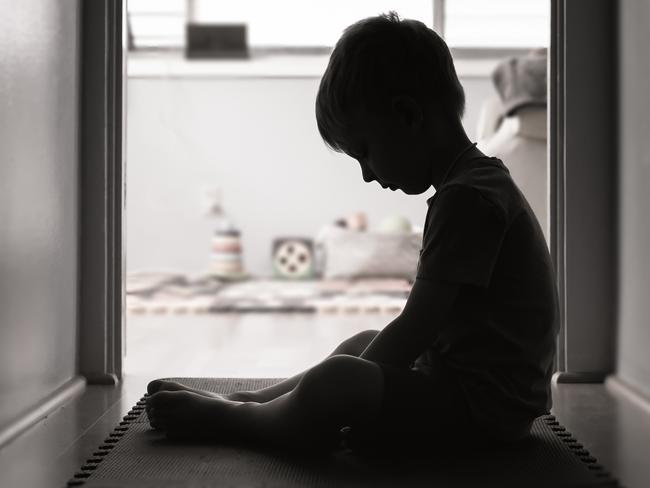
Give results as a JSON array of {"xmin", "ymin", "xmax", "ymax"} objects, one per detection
[{"xmin": 344, "ymin": 361, "xmax": 476, "ymax": 455}]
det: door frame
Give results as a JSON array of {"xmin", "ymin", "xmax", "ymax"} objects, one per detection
[
  {"xmin": 82, "ymin": 0, "xmax": 618, "ymax": 384},
  {"xmin": 549, "ymin": 0, "xmax": 617, "ymax": 383},
  {"xmin": 78, "ymin": 0, "xmax": 126, "ymax": 384}
]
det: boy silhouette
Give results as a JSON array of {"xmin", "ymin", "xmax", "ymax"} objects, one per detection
[{"xmin": 146, "ymin": 12, "xmax": 559, "ymax": 454}]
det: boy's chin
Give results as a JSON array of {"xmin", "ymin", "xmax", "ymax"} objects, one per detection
[
  {"xmin": 382, "ymin": 179, "xmax": 430, "ymax": 194},
  {"xmin": 400, "ymin": 183, "xmax": 430, "ymax": 195}
]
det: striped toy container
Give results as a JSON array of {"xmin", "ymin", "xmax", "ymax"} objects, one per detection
[{"xmin": 210, "ymin": 229, "xmax": 246, "ymax": 279}]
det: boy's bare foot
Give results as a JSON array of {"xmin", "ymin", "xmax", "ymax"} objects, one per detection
[
  {"xmin": 146, "ymin": 380, "xmax": 261, "ymax": 427},
  {"xmin": 146, "ymin": 390, "xmax": 241, "ymax": 440},
  {"xmin": 147, "ymin": 379, "xmax": 223, "ymax": 398},
  {"xmin": 147, "ymin": 379, "xmax": 262, "ymax": 402}
]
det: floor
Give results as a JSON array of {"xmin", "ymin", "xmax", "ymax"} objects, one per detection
[
  {"xmin": 124, "ymin": 313, "xmax": 392, "ymax": 378},
  {"xmin": 552, "ymin": 380, "xmax": 650, "ymax": 488},
  {"xmin": 1, "ymin": 314, "xmax": 649, "ymax": 488}
]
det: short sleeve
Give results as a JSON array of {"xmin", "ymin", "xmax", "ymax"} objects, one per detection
[{"xmin": 416, "ymin": 185, "xmax": 508, "ymax": 287}]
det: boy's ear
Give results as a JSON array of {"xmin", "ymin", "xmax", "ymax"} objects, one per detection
[{"xmin": 391, "ymin": 95, "xmax": 424, "ymax": 130}]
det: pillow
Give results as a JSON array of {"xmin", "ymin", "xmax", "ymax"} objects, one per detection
[{"xmin": 315, "ymin": 225, "xmax": 422, "ymax": 281}]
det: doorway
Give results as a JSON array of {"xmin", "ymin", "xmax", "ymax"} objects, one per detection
[{"xmin": 82, "ymin": 1, "xmax": 617, "ymax": 385}]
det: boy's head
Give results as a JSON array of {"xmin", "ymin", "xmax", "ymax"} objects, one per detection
[{"xmin": 315, "ymin": 11, "xmax": 467, "ymax": 194}]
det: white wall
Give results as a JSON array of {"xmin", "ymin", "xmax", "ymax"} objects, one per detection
[
  {"xmin": 0, "ymin": 0, "xmax": 79, "ymax": 432},
  {"xmin": 616, "ymin": 0, "xmax": 650, "ymax": 398},
  {"xmin": 126, "ymin": 74, "xmax": 495, "ymax": 276}
]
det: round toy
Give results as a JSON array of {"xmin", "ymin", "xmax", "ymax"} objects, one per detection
[{"xmin": 272, "ymin": 238, "xmax": 314, "ymax": 279}]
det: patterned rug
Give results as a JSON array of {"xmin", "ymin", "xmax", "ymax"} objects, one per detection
[{"xmin": 126, "ymin": 272, "xmax": 412, "ymax": 315}]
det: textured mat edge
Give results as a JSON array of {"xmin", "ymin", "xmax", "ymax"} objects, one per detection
[
  {"xmin": 65, "ymin": 397, "xmax": 146, "ymax": 486},
  {"xmin": 65, "ymin": 378, "xmax": 623, "ymax": 488}
]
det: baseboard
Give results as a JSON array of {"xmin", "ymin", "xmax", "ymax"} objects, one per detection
[
  {"xmin": 84, "ymin": 372, "xmax": 120, "ymax": 385},
  {"xmin": 0, "ymin": 375, "xmax": 86, "ymax": 448},
  {"xmin": 552, "ymin": 371, "xmax": 608, "ymax": 384},
  {"xmin": 605, "ymin": 374, "xmax": 650, "ymax": 416}
]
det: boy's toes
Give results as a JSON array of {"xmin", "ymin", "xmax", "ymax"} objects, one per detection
[
  {"xmin": 147, "ymin": 407, "xmax": 168, "ymax": 430},
  {"xmin": 147, "ymin": 379, "xmax": 166, "ymax": 395},
  {"xmin": 150, "ymin": 416, "xmax": 167, "ymax": 431},
  {"xmin": 145, "ymin": 391, "xmax": 166, "ymax": 412},
  {"xmin": 147, "ymin": 407, "xmax": 158, "ymax": 429},
  {"xmin": 148, "ymin": 390, "xmax": 184, "ymax": 409}
]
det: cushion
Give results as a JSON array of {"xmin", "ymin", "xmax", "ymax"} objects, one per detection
[{"xmin": 316, "ymin": 225, "xmax": 422, "ymax": 281}]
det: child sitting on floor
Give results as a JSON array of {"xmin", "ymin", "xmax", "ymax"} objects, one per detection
[{"xmin": 146, "ymin": 11, "xmax": 560, "ymax": 454}]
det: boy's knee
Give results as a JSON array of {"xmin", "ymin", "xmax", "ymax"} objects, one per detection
[
  {"xmin": 336, "ymin": 329, "xmax": 379, "ymax": 355},
  {"xmin": 297, "ymin": 355, "xmax": 362, "ymax": 403},
  {"xmin": 356, "ymin": 329, "xmax": 380, "ymax": 343},
  {"xmin": 305, "ymin": 354, "xmax": 359, "ymax": 383}
]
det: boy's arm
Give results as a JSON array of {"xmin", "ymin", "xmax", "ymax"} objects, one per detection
[
  {"xmin": 359, "ymin": 277, "xmax": 459, "ymax": 367},
  {"xmin": 360, "ymin": 186, "xmax": 507, "ymax": 367}
]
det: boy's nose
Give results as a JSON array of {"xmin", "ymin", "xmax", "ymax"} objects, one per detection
[{"xmin": 360, "ymin": 166, "xmax": 376, "ymax": 183}]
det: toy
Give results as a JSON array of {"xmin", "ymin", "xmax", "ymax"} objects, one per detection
[
  {"xmin": 205, "ymin": 187, "xmax": 247, "ymax": 280},
  {"xmin": 333, "ymin": 211, "xmax": 367, "ymax": 231},
  {"xmin": 272, "ymin": 238, "xmax": 315, "ymax": 279}
]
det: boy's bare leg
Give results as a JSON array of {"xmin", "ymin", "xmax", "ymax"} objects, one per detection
[
  {"xmin": 226, "ymin": 329, "xmax": 379, "ymax": 402},
  {"xmin": 147, "ymin": 354, "xmax": 384, "ymax": 451},
  {"xmin": 147, "ymin": 329, "xmax": 379, "ymax": 403}
]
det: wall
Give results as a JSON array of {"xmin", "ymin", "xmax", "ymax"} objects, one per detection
[
  {"xmin": 0, "ymin": 1, "xmax": 79, "ymax": 432},
  {"xmin": 616, "ymin": 0, "xmax": 650, "ymax": 398},
  {"xmin": 125, "ymin": 74, "xmax": 494, "ymax": 276}
]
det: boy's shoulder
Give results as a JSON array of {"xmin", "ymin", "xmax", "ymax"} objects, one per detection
[
  {"xmin": 417, "ymin": 157, "xmax": 520, "ymax": 288},
  {"xmin": 429, "ymin": 156, "xmax": 524, "ymax": 224}
]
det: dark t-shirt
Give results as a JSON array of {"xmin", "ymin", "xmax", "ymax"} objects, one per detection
[{"xmin": 413, "ymin": 144, "xmax": 560, "ymax": 441}]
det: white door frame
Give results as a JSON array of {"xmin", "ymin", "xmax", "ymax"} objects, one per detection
[{"xmin": 82, "ymin": 0, "xmax": 618, "ymax": 384}]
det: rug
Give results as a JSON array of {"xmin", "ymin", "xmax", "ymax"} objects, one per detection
[
  {"xmin": 66, "ymin": 378, "xmax": 621, "ymax": 488},
  {"xmin": 126, "ymin": 276, "xmax": 411, "ymax": 315}
]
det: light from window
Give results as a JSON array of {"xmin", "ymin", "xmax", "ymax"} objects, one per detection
[
  {"xmin": 127, "ymin": 0, "xmax": 549, "ymax": 51},
  {"xmin": 129, "ymin": 0, "xmax": 186, "ymax": 49},
  {"xmin": 191, "ymin": 0, "xmax": 433, "ymax": 47},
  {"xmin": 444, "ymin": 0, "xmax": 549, "ymax": 48},
  {"xmin": 127, "ymin": 0, "xmax": 432, "ymax": 50}
]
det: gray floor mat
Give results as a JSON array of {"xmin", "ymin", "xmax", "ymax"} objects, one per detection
[{"xmin": 66, "ymin": 378, "xmax": 621, "ymax": 488}]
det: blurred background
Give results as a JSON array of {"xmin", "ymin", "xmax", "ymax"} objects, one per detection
[{"xmin": 123, "ymin": 0, "xmax": 550, "ymax": 378}]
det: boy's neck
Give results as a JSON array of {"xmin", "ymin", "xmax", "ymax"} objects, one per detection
[{"xmin": 430, "ymin": 128, "xmax": 475, "ymax": 190}]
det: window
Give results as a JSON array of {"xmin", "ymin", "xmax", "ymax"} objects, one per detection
[
  {"xmin": 442, "ymin": 0, "xmax": 549, "ymax": 49},
  {"xmin": 128, "ymin": 0, "xmax": 186, "ymax": 49},
  {"xmin": 128, "ymin": 0, "xmax": 432, "ymax": 51},
  {"xmin": 127, "ymin": 0, "xmax": 548, "ymax": 53},
  {"xmin": 192, "ymin": 0, "xmax": 433, "ymax": 48}
]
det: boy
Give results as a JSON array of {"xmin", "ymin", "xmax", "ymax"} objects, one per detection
[{"xmin": 146, "ymin": 12, "xmax": 559, "ymax": 453}]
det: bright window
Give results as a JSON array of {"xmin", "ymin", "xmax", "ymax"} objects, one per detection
[
  {"xmin": 128, "ymin": 0, "xmax": 186, "ymax": 49},
  {"xmin": 444, "ymin": 0, "xmax": 549, "ymax": 48},
  {"xmin": 127, "ymin": 0, "xmax": 549, "ymax": 52},
  {"xmin": 191, "ymin": 0, "xmax": 433, "ymax": 47}
]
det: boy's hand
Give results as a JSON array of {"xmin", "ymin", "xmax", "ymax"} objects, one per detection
[{"xmin": 359, "ymin": 278, "xmax": 459, "ymax": 367}]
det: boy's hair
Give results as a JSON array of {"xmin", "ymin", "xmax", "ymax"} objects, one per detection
[{"xmin": 316, "ymin": 11, "xmax": 465, "ymax": 154}]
